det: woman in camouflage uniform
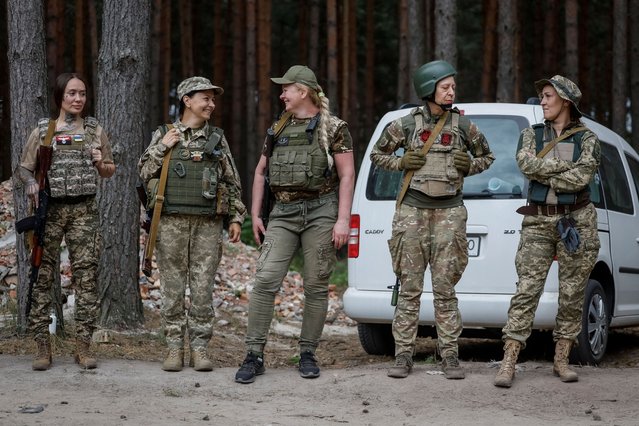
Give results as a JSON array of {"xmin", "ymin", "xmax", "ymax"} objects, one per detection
[
  {"xmin": 17, "ymin": 73, "xmax": 116, "ymax": 370},
  {"xmin": 494, "ymin": 76, "xmax": 601, "ymax": 388},
  {"xmin": 139, "ymin": 77, "xmax": 246, "ymax": 372},
  {"xmin": 235, "ymin": 65, "xmax": 355, "ymax": 384}
]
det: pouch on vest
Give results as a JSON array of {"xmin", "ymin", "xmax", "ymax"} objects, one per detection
[
  {"xmin": 145, "ymin": 178, "xmax": 159, "ymax": 210},
  {"xmin": 202, "ymin": 167, "xmax": 218, "ymax": 200},
  {"xmin": 409, "ymin": 144, "xmax": 460, "ymax": 198}
]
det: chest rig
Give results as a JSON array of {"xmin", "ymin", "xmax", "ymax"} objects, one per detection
[
  {"xmin": 163, "ymin": 126, "xmax": 224, "ymax": 215},
  {"xmin": 408, "ymin": 109, "xmax": 463, "ymax": 198},
  {"xmin": 41, "ymin": 117, "xmax": 99, "ymax": 199},
  {"xmin": 529, "ymin": 124, "xmax": 588, "ymax": 205},
  {"xmin": 268, "ymin": 115, "xmax": 330, "ymax": 192}
]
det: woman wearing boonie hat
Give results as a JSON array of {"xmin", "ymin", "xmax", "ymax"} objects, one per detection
[
  {"xmin": 495, "ymin": 75, "xmax": 601, "ymax": 388},
  {"xmin": 235, "ymin": 65, "xmax": 355, "ymax": 384},
  {"xmin": 138, "ymin": 76, "xmax": 246, "ymax": 372}
]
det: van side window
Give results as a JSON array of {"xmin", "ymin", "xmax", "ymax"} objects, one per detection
[
  {"xmin": 626, "ymin": 154, "xmax": 639, "ymax": 204},
  {"xmin": 599, "ymin": 142, "xmax": 633, "ymax": 214}
]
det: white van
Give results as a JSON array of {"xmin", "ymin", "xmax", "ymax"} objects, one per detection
[{"xmin": 344, "ymin": 103, "xmax": 639, "ymax": 364}]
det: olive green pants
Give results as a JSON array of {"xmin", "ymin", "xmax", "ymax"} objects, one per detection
[{"xmin": 245, "ymin": 192, "xmax": 338, "ymax": 354}]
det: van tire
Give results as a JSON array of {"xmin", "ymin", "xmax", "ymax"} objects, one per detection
[
  {"xmin": 571, "ymin": 279, "xmax": 609, "ymax": 365},
  {"xmin": 357, "ymin": 323, "xmax": 395, "ymax": 356}
]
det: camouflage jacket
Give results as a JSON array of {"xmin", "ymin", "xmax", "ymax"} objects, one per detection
[
  {"xmin": 516, "ymin": 121, "xmax": 600, "ymax": 194},
  {"xmin": 370, "ymin": 106, "xmax": 494, "ymax": 176},
  {"xmin": 138, "ymin": 120, "xmax": 246, "ymax": 224}
]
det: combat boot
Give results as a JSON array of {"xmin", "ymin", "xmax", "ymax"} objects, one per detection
[
  {"xmin": 553, "ymin": 339, "xmax": 578, "ymax": 382},
  {"xmin": 32, "ymin": 336, "xmax": 52, "ymax": 371},
  {"xmin": 494, "ymin": 339, "xmax": 521, "ymax": 388},
  {"xmin": 162, "ymin": 347, "xmax": 184, "ymax": 372},
  {"xmin": 189, "ymin": 346, "xmax": 213, "ymax": 372},
  {"xmin": 75, "ymin": 338, "xmax": 98, "ymax": 369},
  {"xmin": 387, "ymin": 352, "xmax": 413, "ymax": 378},
  {"xmin": 441, "ymin": 354, "xmax": 465, "ymax": 379}
]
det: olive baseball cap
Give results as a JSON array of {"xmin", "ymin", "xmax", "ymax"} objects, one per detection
[
  {"xmin": 534, "ymin": 75, "xmax": 583, "ymax": 117},
  {"xmin": 270, "ymin": 65, "xmax": 320, "ymax": 91},
  {"xmin": 177, "ymin": 76, "xmax": 224, "ymax": 101}
]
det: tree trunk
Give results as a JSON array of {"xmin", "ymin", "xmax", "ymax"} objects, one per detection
[
  {"xmin": 578, "ymin": 0, "xmax": 590, "ymax": 113},
  {"xmin": 564, "ymin": 0, "xmax": 578, "ymax": 83},
  {"xmin": 179, "ymin": 0, "xmax": 194, "ymax": 77},
  {"xmin": 231, "ymin": 1, "xmax": 246, "ymax": 196},
  {"xmin": 96, "ymin": 0, "xmax": 151, "ymax": 329},
  {"xmin": 542, "ymin": 0, "xmax": 559, "ymax": 77},
  {"xmin": 308, "ymin": 0, "xmax": 320, "ymax": 71},
  {"xmin": 245, "ymin": 0, "xmax": 258, "ymax": 205},
  {"xmin": 212, "ymin": 1, "xmax": 226, "ymax": 128},
  {"xmin": 256, "ymin": 0, "xmax": 272, "ymax": 139},
  {"xmin": 326, "ymin": 0, "xmax": 338, "ymax": 105},
  {"xmin": 0, "ymin": 0, "xmax": 11, "ymax": 181},
  {"xmin": 160, "ymin": 0, "xmax": 171, "ymax": 123},
  {"xmin": 407, "ymin": 0, "xmax": 424, "ymax": 105},
  {"xmin": 364, "ymin": 0, "xmax": 375, "ymax": 145},
  {"xmin": 46, "ymin": 0, "xmax": 64, "ymax": 104},
  {"xmin": 7, "ymin": 0, "xmax": 50, "ymax": 333},
  {"xmin": 74, "ymin": 0, "xmax": 85, "ymax": 76},
  {"xmin": 149, "ymin": 0, "xmax": 162, "ymax": 126},
  {"xmin": 434, "ymin": 0, "xmax": 457, "ymax": 68},
  {"xmin": 87, "ymin": 0, "xmax": 99, "ymax": 109},
  {"xmin": 496, "ymin": 0, "xmax": 517, "ymax": 103},
  {"xmin": 611, "ymin": 0, "xmax": 627, "ymax": 137},
  {"xmin": 396, "ymin": 0, "xmax": 409, "ymax": 106},
  {"xmin": 341, "ymin": 0, "xmax": 351, "ymax": 121},
  {"xmin": 481, "ymin": 0, "xmax": 497, "ymax": 102},
  {"xmin": 630, "ymin": 0, "xmax": 639, "ymax": 150}
]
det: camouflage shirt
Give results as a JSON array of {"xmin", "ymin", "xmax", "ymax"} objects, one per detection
[
  {"xmin": 262, "ymin": 114, "xmax": 353, "ymax": 203},
  {"xmin": 138, "ymin": 119, "xmax": 246, "ymax": 224},
  {"xmin": 370, "ymin": 106, "xmax": 494, "ymax": 176},
  {"xmin": 516, "ymin": 121, "xmax": 600, "ymax": 193}
]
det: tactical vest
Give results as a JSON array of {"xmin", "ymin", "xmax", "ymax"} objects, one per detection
[
  {"xmin": 408, "ymin": 109, "xmax": 463, "ymax": 198},
  {"xmin": 529, "ymin": 124, "xmax": 589, "ymax": 205},
  {"xmin": 163, "ymin": 127, "xmax": 224, "ymax": 215},
  {"xmin": 42, "ymin": 117, "xmax": 99, "ymax": 199},
  {"xmin": 268, "ymin": 118, "xmax": 330, "ymax": 192}
]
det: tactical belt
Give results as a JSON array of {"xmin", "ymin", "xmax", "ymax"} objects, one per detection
[{"xmin": 516, "ymin": 198, "xmax": 590, "ymax": 216}]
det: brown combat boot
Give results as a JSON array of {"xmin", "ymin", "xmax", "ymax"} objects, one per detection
[
  {"xmin": 32, "ymin": 336, "xmax": 52, "ymax": 371},
  {"xmin": 162, "ymin": 347, "xmax": 184, "ymax": 372},
  {"xmin": 494, "ymin": 339, "xmax": 521, "ymax": 388},
  {"xmin": 189, "ymin": 347, "xmax": 213, "ymax": 372},
  {"xmin": 553, "ymin": 339, "xmax": 578, "ymax": 382},
  {"xmin": 75, "ymin": 338, "xmax": 98, "ymax": 369},
  {"xmin": 441, "ymin": 354, "xmax": 465, "ymax": 379},
  {"xmin": 387, "ymin": 352, "xmax": 413, "ymax": 378}
]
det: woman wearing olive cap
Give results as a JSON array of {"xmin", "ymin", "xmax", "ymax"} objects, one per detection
[
  {"xmin": 139, "ymin": 76, "xmax": 246, "ymax": 372},
  {"xmin": 494, "ymin": 75, "xmax": 601, "ymax": 388},
  {"xmin": 235, "ymin": 65, "xmax": 355, "ymax": 384}
]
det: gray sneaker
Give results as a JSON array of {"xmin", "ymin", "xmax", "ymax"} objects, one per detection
[
  {"xmin": 441, "ymin": 355, "xmax": 465, "ymax": 379},
  {"xmin": 387, "ymin": 353, "xmax": 413, "ymax": 378}
]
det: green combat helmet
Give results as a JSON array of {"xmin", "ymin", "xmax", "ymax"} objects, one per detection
[
  {"xmin": 413, "ymin": 60, "xmax": 457, "ymax": 100},
  {"xmin": 534, "ymin": 75, "xmax": 583, "ymax": 118}
]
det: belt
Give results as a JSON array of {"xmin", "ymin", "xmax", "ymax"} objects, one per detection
[
  {"xmin": 49, "ymin": 194, "xmax": 95, "ymax": 204},
  {"xmin": 516, "ymin": 199, "xmax": 590, "ymax": 216}
]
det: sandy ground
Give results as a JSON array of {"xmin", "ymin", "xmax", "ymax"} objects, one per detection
[{"xmin": 1, "ymin": 354, "xmax": 639, "ymax": 426}]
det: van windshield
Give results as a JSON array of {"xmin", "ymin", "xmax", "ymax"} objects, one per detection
[{"xmin": 366, "ymin": 114, "xmax": 529, "ymax": 200}]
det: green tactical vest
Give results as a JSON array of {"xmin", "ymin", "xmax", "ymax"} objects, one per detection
[
  {"xmin": 163, "ymin": 127, "xmax": 223, "ymax": 215},
  {"xmin": 529, "ymin": 123, "xmax": 590, "ymax": 205},
  {"xmin": 42, "ymin": 117, "xmax": 99, "ymax": 199},
  {"xmin": 268, "ymin": 118, "xmax": 330, "ymax": 192},
  {"xmin": 406, "ymin": 108, "xmax": 463, "ymax": 198}
]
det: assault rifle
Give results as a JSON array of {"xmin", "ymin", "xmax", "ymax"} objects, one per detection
[{"xmin": 15, "ymin": 144, "xmax": 54, "ymax": 319}]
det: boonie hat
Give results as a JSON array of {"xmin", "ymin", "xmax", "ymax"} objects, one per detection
[
  {"xmin": 177, "ymin": 76, "xmax": 224, "ymax": 101},
  {"xmin": 271, "ymin": 65, "xmax": 320, "ymax": 91},
  {"xmin": 534, "ymin": 75, "xmax": 583, "ymax": 117}
]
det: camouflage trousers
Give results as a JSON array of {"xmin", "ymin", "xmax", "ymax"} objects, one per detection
[
  {"xmin": 502, "ymin": 203, "xmax": 600, "ymax": 347},
  {"xmin": 29, "ymin": 197, "xmax": 100, "ymax": 340},
  {"xmin": 156, "ymin": 214, "xmax": 223, "ymax": 349},
  {"xmin": 390, "ymin": 204, "xmax": 468, "ymax": 358},
  {"xmin": 245, "ymin": 192, "xmax": 338, "ymax": 354}
]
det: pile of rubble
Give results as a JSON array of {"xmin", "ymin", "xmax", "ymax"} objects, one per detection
[{"xmin": 0, "ymin": 180, "xmax": 354, "ymax": 326}]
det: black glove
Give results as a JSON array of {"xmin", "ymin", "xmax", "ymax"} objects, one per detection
[
  {"xmin": 452, "ymin": 149, "xmax": 471, "ymax": 175},
  {"xmin": 399, "ymin": 151, "xmax": 426, "ymax": 170}
]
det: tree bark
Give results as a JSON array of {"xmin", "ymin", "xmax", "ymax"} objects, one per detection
[
  {"xmin": 406, "ymin": 0, "xmax": 424, "ymax": 105},
  {"xmin": 7, "ymin": 0, "xmax": 50, "ymax": 333},
  {"xmin": 564, "ymin": 0, "xmax": 579, "ymax": 83},
  {"xmin": 364, "ymin": 0, "xmax": 375, "ymax": 143},
  {"xmin": 308, "ymin": 0, "xmax": 320, "ymax": 71},
  {"xmin": 149, "ymin": 0, "xmax": 162, "ymax": 126},
  {"xmin": 212, "ymin": 1, "xmax": 226, "ymax": 128},
  {"xmin": 74, "ymin": 0, "xmax": 85, "ymax": 76},
  {"xmin": 341, "ymin": 0, "xmax": 351, "ymax": 121},
  {"xmin": 611, "ymin": 0, "xmax": 628, "ymax": 137},
  {"xmin": 326, "ymin": 0, "xmax": 338, "ymax": 106},
  {"xmin": 481, "ymin": 0, "xmax": 497, "ymax": 102},
  {"xmin": 96, "ymin": 0, "xmax": 151, "ymax": 329},
  {"xmin": 542, "ymin": 0, "xmax": 559, "ymax": 78},
  {"xmin": 179, "ymin": 0, "xmax": 193, "ymax": 77},
  {"xmin": 496, "ymin": 0, "xmax": 517, "ymax": 103},
  {"xmin": 256, "ymin": 0, "xmax": 272, "ymax": 139},
  {"xmin": 630, "ymin": 0, "xmax": 639, "ymax": 150},
  {"xmin": 396, "ymin": 0, "xmax": 409, "ymax": 106},
  {"xmin": 231, "ymin": 0, "xmax": 246, "ymax": 194},
  {"xmin": 87, "ymin": 0, "xmax": 99, "ymax": 106},
  {"xmin": 0, "ymin": 0, "xmax": 11, "ymax": 180},
  {"xmin": 245, "ymin": 0, "xmax": 258, "ymax": 205},
  {"xmin": 434, "ymin": 0, "xmax": 457, "ymax": 69},
  {"xmin": 160, "ymin": 0, "xmax": 171, "ymax": 123}
]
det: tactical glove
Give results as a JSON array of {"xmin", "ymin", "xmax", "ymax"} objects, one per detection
[
  {"xmin": 452, "ymin": 149, "xmax": 471, "ymax": 175},
  {"xmin": 399, "ymin": 151, "xmax": 426, "ymax": 170}
]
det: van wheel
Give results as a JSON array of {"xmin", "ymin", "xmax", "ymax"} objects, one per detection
[
  {"xmin": 571, "ymin": 279, "xmax": 609, "ymax": 365},
  {"xmin": 357, "ymin": 323, "xmax": 395, "ymax": 356}
]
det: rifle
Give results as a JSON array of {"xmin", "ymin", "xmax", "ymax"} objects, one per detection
[
  {"xmin": 15, "ymin": 142, "xmax": 54, "ymax": 319},
  {"xmin": 136, "ymin": 181, "xmax": 151, "ymax": 234},
  {"xmin": 258, "ymin": 112, "xmax": 293, "ymax": 243}
]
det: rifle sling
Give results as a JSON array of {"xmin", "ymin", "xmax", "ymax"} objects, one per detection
[
  {"xmin": 396, "ymin": 111, "xmax": 449, "ymax": 208},
  {"xmin": 144, "ymin": 124, "xmax": 174, "ymax": 263},
  {"xmin": 536, "ymin": 126, "xmax": 587, "ymax": 158}
]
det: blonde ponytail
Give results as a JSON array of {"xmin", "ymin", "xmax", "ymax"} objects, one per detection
[{"xmin": 313, "ymin": 85, "xmax": 334, "ymax": 170}]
